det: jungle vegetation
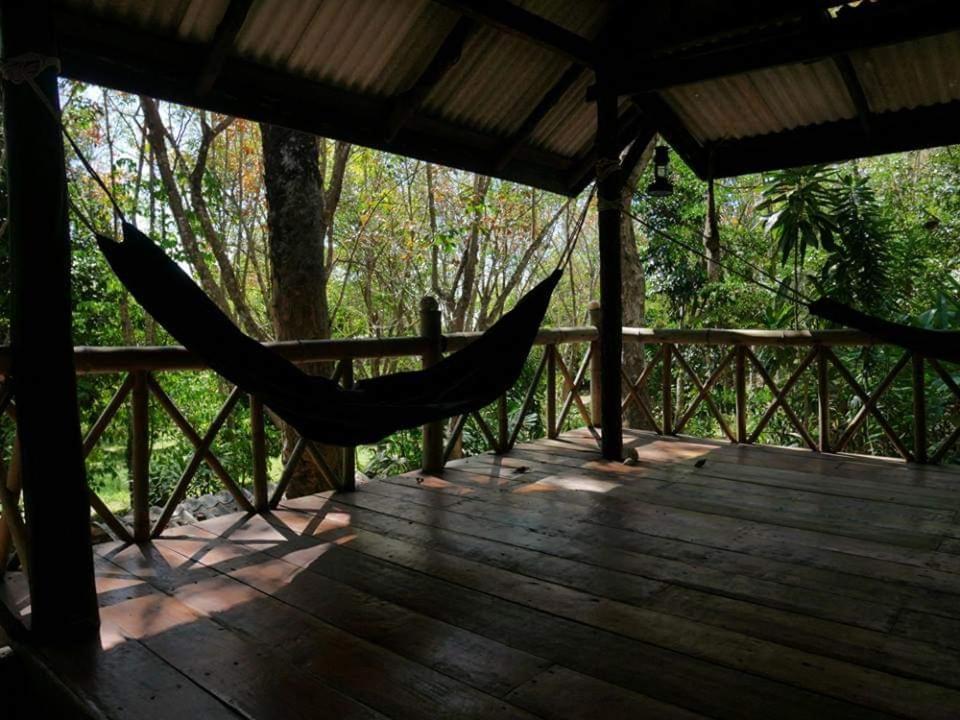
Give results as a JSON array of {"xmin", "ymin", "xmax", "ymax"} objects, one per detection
[{"xmin": 4, "ymin": 81, "xmax": 959, "ymax": 512}]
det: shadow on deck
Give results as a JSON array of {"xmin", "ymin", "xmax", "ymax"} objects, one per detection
[{"xmin": 6, "ymin": 428, "xmax": 960, "ymax": 719}]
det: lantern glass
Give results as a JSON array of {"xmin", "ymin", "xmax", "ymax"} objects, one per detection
[{"xmin": 647, "ymin": 145, "xmax": 674, "ymax": 197}]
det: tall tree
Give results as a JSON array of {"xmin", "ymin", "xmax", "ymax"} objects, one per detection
[
  {"xmin": 259, "ymin": 124, "xmax": 350, "ymax": 497},
  {"xmin": 620, "ymin": 138, "xmax": 655, "ymax": 428},
  {"xmin": 703, "ymin": 177, "xmax": 722, "ymax": 281}
]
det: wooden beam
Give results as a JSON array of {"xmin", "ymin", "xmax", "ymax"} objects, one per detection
[
  {"xmin": 710, "ymin": 100, "xmax": 960, "ymax": 177},
  {"xmin": 630, "ymin": 94, "xmax": 708, "ymax": 177},
  {"xmin": 52, "ymin": 9, "xmax": 582, "ymax": 196},
  {"xmin": 1, "ymin": 0, "xmax": 100, "ymax": 639},
  {"xmin": 432, "ymin": 0, "xmax": 595, "ymax": 66},
  {"xmin": 595, "ymin": 70, "xmax": 623, "ymax": 461},
  {"xmin": 385, "ymin": 17, "xmax": 475, "ymax": 142},
  {"xmin": 495, "ymin": 64, "xmax": 585, "ymax": 172},
  {"xmin": 565, "ymin": 104, "xmax": 648, "ymax": 194},
  {"xmin": 194, "ymin": 0, "xmax": 254, "ymax": 95},
  {"xmin": 610, "ymin": 0, "xmax": 960, "ymax": 95},
  {"xmin": 832, "ymin": 53, "xmax": 872, "ymax": 134}
]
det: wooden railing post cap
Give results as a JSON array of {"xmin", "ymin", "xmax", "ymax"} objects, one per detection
[
  {"xmin": 587, "ymin": 300, "xmax": 600, "ymax": 311},
  {"xmin": 420, "ymin": 296, "xmax": 439, "ymax": 312}
]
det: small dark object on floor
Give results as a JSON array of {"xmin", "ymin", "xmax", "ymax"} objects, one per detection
[
  {"xmin": 513, "ymin": 466, "xmax": 529, "ymax": 474},
  {"xmin": 694, "ymin": 459, "xmax": 707, "ymax": 468},
  {"xmin": 416, "ymin": 476, "xmax": 424, "ymax": 484}
]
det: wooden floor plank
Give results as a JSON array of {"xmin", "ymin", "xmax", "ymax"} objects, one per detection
[
  {"xmin": 93, "ymin": 556, "xmax": 389, "ymax": 720},
  {"xmin": 238, "ymin": 509, "xmax": 960, "ymax": 718},
  {"xmin": 505, "ymin": 666, "xmax": 709, "ymax": 720},
  {"xmin": 95, "ymin": 542, "xmax": 540, "ymax": 720},
  {"xmin": 303, "ymin": 487, "xmax": 904, "ymax": 631},
  {"xmin": 13, "ymin": 428, "xmax": 960, "ymax": 719},
  {"xmin": 194, "ymin": 514, "xmax": 896, "ymax": 720},
  {"xmin": 152, "ymin": 526, "xmax": 554, "ymax": 698}
]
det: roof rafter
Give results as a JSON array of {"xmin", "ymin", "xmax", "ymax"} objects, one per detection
[
  {"xmin": 194, "ymin": 0, "xmax": 254, "ymax": 96},
  {"xmin": 607, "ymin": 0, "xmax": 960, "ymax": 95},
  {"xmin": 431, "ymin": 0, "xmax": 595, "ymax": 66},
  {"xmin": 832, "ymin": 53, "xmax": 872, "ymax": 135},
  {"xmin": 384, "ymin": 17, "xmax": 476, "ymax": 142},
  {"xmin": 53, "ymin": 8, "xmax": 580, "ymax": 196},
  {"xmin": 495, "ymin": 64, "xmax": 585, "ymax": 172},
  {"xmin": 630, "ymin": 94, "xmax": 708, "ymax": 177}
]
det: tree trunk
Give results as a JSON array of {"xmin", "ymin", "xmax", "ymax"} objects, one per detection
[
  {"xmin": 703, "ymin": 177, "xmax": 722, "ymax": 281},
  {"xmin": 621, "ymin": 139, "xmax": 655, "ymax": 429},
  {"xmin": 259, "ymin": 125, "xmax": 346, "ymax": 497}
]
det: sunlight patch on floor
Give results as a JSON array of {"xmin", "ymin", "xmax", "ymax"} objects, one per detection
[{"xmin": 519, "ymin": 475, "xmax": 621, "ymax": 494}]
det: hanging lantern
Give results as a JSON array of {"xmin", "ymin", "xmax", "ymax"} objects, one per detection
[{"xmin": 647, "ymin": 145, "xmax": 674, "ymax": 197}]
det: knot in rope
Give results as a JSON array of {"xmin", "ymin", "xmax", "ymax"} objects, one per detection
[
  {"xmin": 0, "ymin": 53, "xmax": 60, "ymax": 84},
  {"xmin": 594, "ymin": 158, "xmax": 621, "ymax": 182}
]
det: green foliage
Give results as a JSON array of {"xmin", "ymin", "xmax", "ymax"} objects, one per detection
[
  {"xmin": 758, "ymin": 165, "xmax": 838, "ymax": 265},
  {"xmin": 816, "ymin": 173, "xmax": 893, "ymax": 311}
]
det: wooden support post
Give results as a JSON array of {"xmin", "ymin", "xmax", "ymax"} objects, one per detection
[
  {"xmin": 420, "ymin": 297, "xmax": 444, "ymax": 473},
  {"xmin": 595, "ymin": 72, "xmax": 623, "ymax": 460},
  {"xmin": 662, "ymin": 344, "xmax": 673, "ymax": 435},
  {"xmin": 250, "ymin": 396, "xmax": 268, "ymax": 511},
  {"xmin": 588, "ymin": 301, "xmax": 602, "ymax": 427},
  {"xmin": 2, "ymin": 0, "xmax": 100, "ymax": 637},
  {"xmin": 340, "ymin": 359, "xmax": 356, "ymax": 491},
  {"xmin": 131, "ymin": 371, "xmax": 150, "ymax": 542},
  {"xmin": 735, "ymin": 345, "xmax": 747, "ymax": 443},
  {"xmin": 817, "ymin": 347, "xmax": 831, "ymax": 453},
  {"xmin": 497, "ymin": 394, "xmax": 508, "ymax": 453},
  {"xmin": 913, "ymin": 353, "xmax": 928, "ymax": 464},
  {"xmin": 546, "ymin": 345, "xmax": 557, "ymax": 439}
]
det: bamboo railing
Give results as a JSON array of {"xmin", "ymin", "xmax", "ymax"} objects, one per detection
[
  {"xmin": 1, "ymin": 308, "xmax": 958, "ymax": 569},
  {"xmin": 0, "ymin": 301, "xmax": 597, "ymax": 560},
  {"xmin": 620, "ymin": 327, "xmax": 956, "ymax": 466}
]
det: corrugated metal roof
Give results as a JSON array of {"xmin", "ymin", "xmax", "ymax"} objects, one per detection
[
  {"xmin": 853, "ymin": 31, "xmax": 960, "ymax": 113},
  {"xmin": 662, "ymin": 60, "xmax": 857, "ymax": 143},
  {"xmin": 53, "ymin": 0, "xmax": 960, "ymax": 187}
]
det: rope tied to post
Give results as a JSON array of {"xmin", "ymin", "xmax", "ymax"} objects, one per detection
[
  {"xmin": 594, "ymin": 157, "xmax": 621, "ymax": 183},
  {"xmin": 1, "ymin": 53, "xmax": 128, "ymax": 229},
  {"xmin": 0, "ymin": 52, "xmax": 60, "ymax": 84}
]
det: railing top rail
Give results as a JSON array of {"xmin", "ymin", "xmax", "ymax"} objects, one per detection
[
  {"xmin": 0, "ymin": 326, "xmax": 600, "ymax": 376},
  {"xmin": 622, "ymin": 327, "xmax": 881, "ymax": 347},
  {"xmin": 0, "ymin": 325, "xmax": 890, "ymax": 376}
]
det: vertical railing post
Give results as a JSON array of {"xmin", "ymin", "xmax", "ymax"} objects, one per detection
[
  {"xmin": 250, "ymin": 396, "xmax": 268, "ymax": 511},
  {"xmin": 817, "ymin": 347, "xmax": 831, "ymax": 453},
  {"xmin": 546, "ymin": 344, "xmax": 557, "ymax": 439},
  {"xmin": 341, "ymin": 358, "xmax": 357, "ymax": 490},
  {"xmin": 588, "ymin": 301, "xmax": 602, "ymax": 427},
  {"xmin": 131, "ymin": 370, "xmax": 150, "ymax": 543},
  {"xmin": 735, "ymin": 345, "xmax": 748, "ymax": 443},
  {"xmin": 420, "ymin": 296, "xmax": 444, "ymax": 473},
  {"xmin": 913, "ymin": 353, "xmax": 928, "ymax": 464},
  {"xmin": 662, "ymin": 343, "xmax": 673, "ymax": 435}
]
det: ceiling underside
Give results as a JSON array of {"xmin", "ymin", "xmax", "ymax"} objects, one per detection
[{"xmin": 48, "ymin": 0, "xmax": 960, "ymax": 194}]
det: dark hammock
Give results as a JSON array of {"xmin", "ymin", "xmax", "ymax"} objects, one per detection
[
  {"xmin": 808, "ymin": 297, "xmax": 960, "ymax": 364},
  {"xmin": 98, "ymin": 223, "xmax": 561, "ymax": 446}
]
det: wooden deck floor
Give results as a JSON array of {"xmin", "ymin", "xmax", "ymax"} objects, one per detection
[{"xmin": 9, "ymin": 428, "xmax": 960, "ymax": 719}]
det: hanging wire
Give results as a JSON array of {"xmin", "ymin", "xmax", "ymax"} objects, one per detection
[
  {"xmin": 555, "ymin": 182, "xmax": 596, "ymax": 272},
  {"xmin": 0, "ymin": 53, "xmax": 128, "ymax": 232},
  {"xmin": 624, "ymin": 192, "xmax": 813, "ymax": 306}
]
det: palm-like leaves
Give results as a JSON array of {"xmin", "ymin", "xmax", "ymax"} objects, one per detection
[{"xmin": 758, "ymin": 165, "xmax": 839, "ymax": 265}]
